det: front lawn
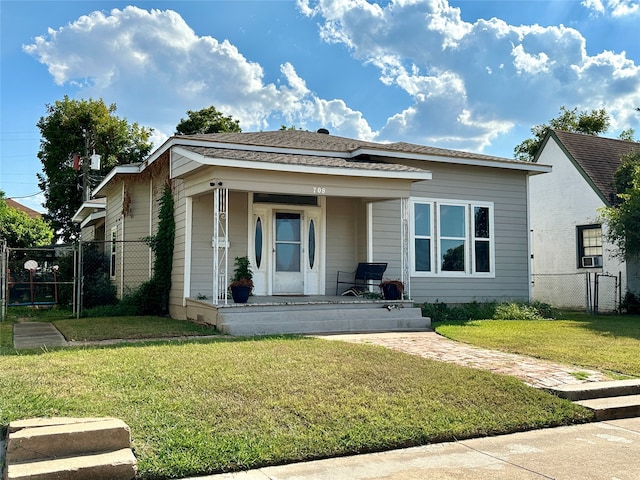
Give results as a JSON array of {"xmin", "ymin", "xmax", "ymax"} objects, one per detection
[
  {"xmin": 0, "ymin": 315, "xmax": 219, "ymax": 354},
  {"xmin": 53, "ymin": 316, "xmax": 219, "ymax": 342},
  {"xmin": 434, "ymin": 313, "xmax": 640, "ymax": 377},
  {"xmin": 0, "ymin": 337, "xmax": 592, "ymax": 479}
]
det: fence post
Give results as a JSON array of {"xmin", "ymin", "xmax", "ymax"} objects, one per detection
[
  {"xmin": 1, "ymin": 240, "xmax": 6, "ymax": 322},
  {"xmin": 619, "ymin": 271, "xmax": 623, "ymax": 313},
  {"xmin": 75, "ymin": 243, "xmax": 81, "ymax": 319}
]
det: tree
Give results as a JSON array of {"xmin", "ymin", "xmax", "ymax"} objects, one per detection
[
  {"xmin": 601, "ymin": 151, "xmax": 640, "ymax": 260},
  {"xmin": 619, "ymin": 128, "xmax": 637, "ymax": 142},
  {"xmin": 175, "ymin": 106, "xmax": 241, "ymax": 135},
  {"xmin": 0, "ymin": 192, "xmax": 53, "ymax": 247},
  {"xmin": 36, "ymin": 96, "xmax": 153, "ymax": 242},
  {"xmin": 514, "ymin": 106, "xmax": 610, "ymax": 162}
]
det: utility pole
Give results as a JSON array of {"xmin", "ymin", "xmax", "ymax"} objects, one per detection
[{"xmin": 82, "ymin": 129, "xmax": 91, "ymax": 202}]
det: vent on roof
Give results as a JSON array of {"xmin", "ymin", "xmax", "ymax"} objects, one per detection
[{"xmin": 317, "ymin": 128, "xmax": 330, "ymax": 134}]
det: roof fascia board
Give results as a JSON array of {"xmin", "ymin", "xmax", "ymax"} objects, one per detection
[
  {"xmin": 80, "ymin": 211, "xmax": 106, "ymax": 228},
  {"xmin": 173, "ymin": 146, "xmax": 432, "ymax": 181},
  {"xmin": 92, "ymin": 164, "xmax": 141, "ymax": 197},
  {"xmin": 548, "ymin": 131, "xmax": 609, "ymax": 205},
  {"xmin": 354, "ymin": 148, "xmax": 552, "ymax": 174},
  {"xmin": 72, "ymin": 200, "xmax": 106, "ymax": 223}
]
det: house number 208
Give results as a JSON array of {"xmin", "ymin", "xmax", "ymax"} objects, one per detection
[{"xmin": 313, "ymin": 187, "xmax": 326, "ymax": 194}]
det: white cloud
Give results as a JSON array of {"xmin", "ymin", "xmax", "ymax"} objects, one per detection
[
  {"xmin": 582, "ymin": 0, "xmax": 606, "ymax": 15},
  {"xmin": 511, "ymin": 44, "xmax": 553, "ymax": 75},
  {"xmin": 23, "ymin": 6, "xmax": 374, "ymax": 142},
  {"xmin": 582, "ymin": 0, "xmax": 639, "ymax": 16},
  {"xmin": 299, "ymin": 0, "xmax": 640, "ymax": 152},
  {"xmin": 21, "ymin": 2, "xmax": 640, "ymax": 157}
]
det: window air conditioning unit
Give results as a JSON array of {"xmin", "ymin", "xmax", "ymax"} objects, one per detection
[{"xmin": 582, "ymin": 256, "xmax": 603, "ymax": 268}]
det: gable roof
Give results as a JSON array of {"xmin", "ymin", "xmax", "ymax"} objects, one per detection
[
  {"xmin": 5, "ymin": 199, "xmax": 42, "ymax": 219},
  {"xmin": 546, "ymin": 130, "xmax": 640, "ymax": 205},
  {"xmin": 179, "ymin": 130, "xmax": 546, "ymax": 170},
  {"xmin": 94, "ymin": 130, "xmax": 550, "ymax": 196}
]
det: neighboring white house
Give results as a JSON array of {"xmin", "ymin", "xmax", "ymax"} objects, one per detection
[
  {"xmin": 530, "ymin": 130, "xmax": 640, "ymax": 311},
  {"xmin": 87, "ymin": 129, "xmax": 549, "ymax": 324}
]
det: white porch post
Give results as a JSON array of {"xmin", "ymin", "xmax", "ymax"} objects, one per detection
[
  {"xmin": 401, "ymin": 197, "xmax": 410, "ymax": 298},
  {"xmin": 213, "ymin": 187, "xmax": 229, "ymax": 305}
]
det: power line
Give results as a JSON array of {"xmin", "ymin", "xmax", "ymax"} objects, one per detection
[{"xmin": 7, "ymin": 191, "xmax": 44, "ymax": 199}]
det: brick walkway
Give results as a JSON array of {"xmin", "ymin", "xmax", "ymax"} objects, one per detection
[{"xmin": 318, "ymin": 331, "xmax": 611, "ymax": 389}]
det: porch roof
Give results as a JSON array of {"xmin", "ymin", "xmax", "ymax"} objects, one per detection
[{"xmin": 176, "ymin": 145, "xmax": 431, "ymax": 179}]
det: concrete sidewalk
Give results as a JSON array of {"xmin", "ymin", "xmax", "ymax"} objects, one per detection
[
  {"xmin": 187, "ymin": 417, "xmax": 640, "ymax": 479},
  {"xmin": 12, "ymin": 322, "xmax": 68, "ymax": 349}
]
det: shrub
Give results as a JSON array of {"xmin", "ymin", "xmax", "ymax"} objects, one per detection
[
  {"xmin": 621, "ymin": 291, "xmax": 640, "ymax": 314},
  {"xmin": 422, "ymin": 300, "xmax": 557, "ymax": 322},
  {"xmin": 421, "ymin": 301, "xmax": 497, "ymax": 322},
  {"xmin": 128, "ymin": 278, "xmax": 168, "ymax": 316},
  {"xmin": 83, "ymin": 274, "xmax": 117, "ymax": 309},
  {"xmin": 493, "ymin": 302, "xmax": 553, "ymax": 320}
]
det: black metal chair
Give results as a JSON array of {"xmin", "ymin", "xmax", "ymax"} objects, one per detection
[{"xmin": 336, "ymin": 262, "xmax": 388, "ymax": 295}]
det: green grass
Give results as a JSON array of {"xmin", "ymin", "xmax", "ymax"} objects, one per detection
[
  {"xmin": 0, "ymin": 338, "xmax": 591, "ymax": 479},
  {"xmin": 434, "ymin": 313, "xmax": 640, "ymax": 377},
  {"xmin": 53, "ymin": 316, "xmax": 219, "ymax": 342}
]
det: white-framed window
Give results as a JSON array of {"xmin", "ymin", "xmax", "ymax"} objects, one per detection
[
  {"xmin": 577, "ymin": 224, "xmax": 603, "ymax": 268},
  {"xmin": 110, "ymin": 226, "xmax": 117, "ymax": 278},
  {"xmin": 410, "ymin": 198, "xmax": 494, "ymax": 277}
]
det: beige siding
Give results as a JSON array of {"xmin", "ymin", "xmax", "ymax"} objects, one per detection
[
  {"xmin": 371, "ymin": 200, "xmax": 402, "ymax": 281},
  {"xmin": 325, "ymin": 197, "xmax": 361, "ymax": 294},
  {"xmin": 180, "ymin": 164, "xmax": 415, "ymax": 199},
  {"xmin": 120, "ymin": 183, "xmax": 153, "ymax": 291},
  {"xmin": 170, "ymin": 179, "xmax": 187, "ymax": 318},
  {"xmin": 188, "ymin": 191, "xmax": 249, "ymax": 299}
]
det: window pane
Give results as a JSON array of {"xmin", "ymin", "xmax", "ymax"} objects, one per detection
[
  {"xmin": 475, "ymin": 241, "xmax": 490, "ymax": 273},
  {"xmin": 254, "ymin": 217, "xmax": 263, "ymax": 269},
  {"xmin": 579, "ymin": 226, "xmax": 603, "ymax": 257},
  {"xmin": 276, "ymin": 244, "xmax": 301, "ymax": 272},
  {"xmin": 440, "ymin": 205, "xmax": 465, "ymax": 237},
  {"xmin": 414, "ymin": 203, "xmax": 431, "ymax": 236},
  {"xmin": 474, "ymin": 207, "xmax": 489, "ymax": 238},
  {"xmin": 415, "ymin": 238, "xmax": 431, "ymax": 272},
  {"xmin": 276, "ymin": 213, "xmax": 300, "ymax": 242},
  {"xmin": 441, "ymin": 239, "xmax": 465, "ymax": 271},
  {"xmin": 308, "ymin": 219, "xmax": 316, "ymax": 269}
]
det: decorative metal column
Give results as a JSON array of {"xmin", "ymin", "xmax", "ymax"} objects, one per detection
[
  {"xmin": 401, "ymin": 197, "xmax": 410, "ymax": 299},
  {"xmin": 213, "ymin": 187, "xmax": 229, "ymax": 305}
]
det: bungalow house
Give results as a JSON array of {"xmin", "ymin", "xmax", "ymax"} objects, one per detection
[
  {"xmin": 89, "ymin": 129, "xmax": 549, "ymax": 334},
  {"xmin": 529, "ymin": 130, "xmax": 640, "ymax": 311}
]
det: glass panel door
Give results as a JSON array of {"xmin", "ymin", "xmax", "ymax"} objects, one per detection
[{"xmin": 273, "ymin": 212, "xmax": 304, "ymax": 294}]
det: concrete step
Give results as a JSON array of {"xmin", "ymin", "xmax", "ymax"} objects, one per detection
[
  {"xmin": 576, "ymin": 394, "xmax": 640, "ymax": 421},
  {"xmin": 6, "ymin": 417, "xmax": 131, "ymax": 464},
  {"xmin": 5, "ymin": 448, "xmax": 137, "ymax": 480},
  {"xmin": 550, "ymin": 379, "xmax": 640, "ymax": 401},
  {"xmin": 218, "ymin": 306, "xmax": 429, "ymax": 335}
]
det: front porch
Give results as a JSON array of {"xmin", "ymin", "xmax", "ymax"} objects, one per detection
[{"xmin": 185, "ymin": 295, "xmax": 430, "ymax": 336}]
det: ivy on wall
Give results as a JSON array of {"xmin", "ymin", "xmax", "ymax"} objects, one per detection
[{"xmin": 139, "ymin": 181, "xmax": 175, "ymax": 315}]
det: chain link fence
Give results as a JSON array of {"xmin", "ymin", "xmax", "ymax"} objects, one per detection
[
  {"xmin": 532, "ymin": 272, "xmax": 622, "ymax": 313},
  {"xmin": 1, "ymin": 240, "xmax": 152, "ymax": 320}
]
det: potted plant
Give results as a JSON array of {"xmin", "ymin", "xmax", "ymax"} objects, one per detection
[
  {"xmin": 379, "ymin": 279, "xmax": 404, "ymax": 300},
  {"xmin": 229, "ymin": 256, "xmax": 254, "ymax": 303}
]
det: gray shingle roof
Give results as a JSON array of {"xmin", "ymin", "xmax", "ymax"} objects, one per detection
[
  {"xmin": 551, "ymin": 130, "xmax": 640, "ymax": 204},
  {"xmin": 177, "ymin": 130, "xmax": 520, "ymax": 164},
  {"xmin": 181, "ymin": 145, "xmax": 428, "ymax": 174}
]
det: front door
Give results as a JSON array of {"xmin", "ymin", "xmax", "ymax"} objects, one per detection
[{"xmin": 273, "ymin": 212, "xmax": 304, "ymax": 294}]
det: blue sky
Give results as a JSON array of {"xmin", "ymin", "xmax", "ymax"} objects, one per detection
[{"xmin": 1, "ymin": 0, "xmax": 639, "ymax": 212}]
